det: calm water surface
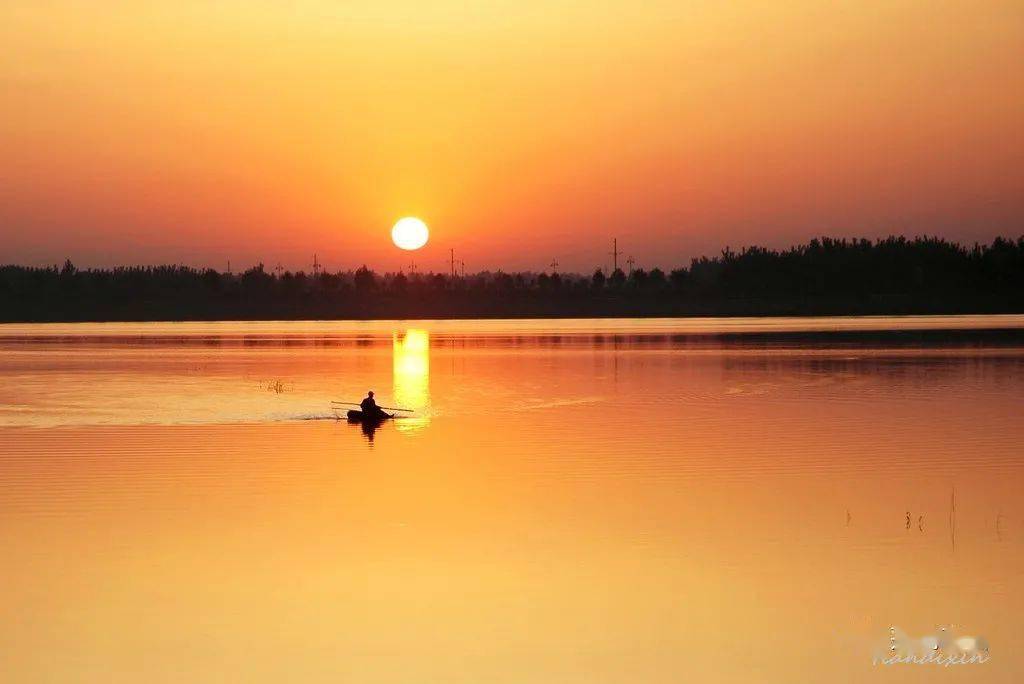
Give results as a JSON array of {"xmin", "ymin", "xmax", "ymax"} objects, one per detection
[{"xmin": 1, "ymin": 317, "xmax": 1022, "ymax": 682}]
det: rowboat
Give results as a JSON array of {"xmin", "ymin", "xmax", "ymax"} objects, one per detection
[
  {"xmin": 331, "ymin": 400, "xmax": 411, "ymax": 421},
  {"xmin": 345, "ymin": 409, "xmax": 394, "ymax": 423}
]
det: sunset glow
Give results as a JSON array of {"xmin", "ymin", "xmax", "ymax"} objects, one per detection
[
  {"xmin": 1, "ymin": 1, "xmax": 1022, "ymax": 272},
  {"xmin": 2, "ymin": 3, "xmax": 1022, "ymax": 681}
]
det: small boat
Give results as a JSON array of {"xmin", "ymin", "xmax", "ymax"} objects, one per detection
[
  {"xmin": 345, "ymin": 409, "xmax": 394, "ymax": 423},
  {"xmin": 331, "ymin": 400, "xmax": 408, "ymax": 423}
]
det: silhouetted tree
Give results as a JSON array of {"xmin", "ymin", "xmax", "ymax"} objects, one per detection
[
  {"xmin": 494, "ymin": 271, "xmax": 514, "ymax": 292},
  {"xmin": 354, "ymin": 265, "xmax": 376, "ymax": 292},
  {"xmin": 1, "ymin": 235, "xmax": 1021, "ymax": 321},
  {"xmin": 669, "ymin": 268, "xmax": 688, "ymax": 290},
  {"xmin": 629, "ymin": 268, "xmax": 648, "ymax": 289},
  {"xmin": 649, "ymin": 268, "xmax": 666, "ymax": 289},
  {"xmin": 389, "ymin": 272, "xmax": 408, "ymax": 294},
  {"xmin": 241, "ymin": 263, "xmax": 272, "ymax": 291},
  {"xmin": 201, "ymin": 268, "xmax": 222, "ymax": 292},
  {"xmin": 430, "ymin": 273, "xmax": 448, "ymax": 291}
]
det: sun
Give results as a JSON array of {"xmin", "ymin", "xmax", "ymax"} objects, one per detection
[{"xmin": 391, "ymin": 217, "xmax": 429, "ymax": 250}]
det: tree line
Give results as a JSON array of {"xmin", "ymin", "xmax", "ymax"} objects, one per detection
[{"xmin": 2, "ymin": 235, "xmax": 1022, "ymax": 321}]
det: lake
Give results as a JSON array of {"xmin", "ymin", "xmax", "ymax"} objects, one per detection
[{"xmin": 1, "ymin": 316, "xmax": 1022, "ymax": 682}]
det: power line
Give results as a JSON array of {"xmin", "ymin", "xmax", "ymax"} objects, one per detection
[{"xmin": 609, "ymin": 238, "xmax": 622, "ymax": 272}]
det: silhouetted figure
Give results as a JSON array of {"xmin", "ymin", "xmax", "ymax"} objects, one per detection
[{"xmin": 360, "ymin": 391, "xmax": 388, "ymax": 420}]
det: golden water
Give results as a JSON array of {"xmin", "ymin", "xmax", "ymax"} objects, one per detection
[{"xmin": 1, "ymin": 317, "xmax": 1022, "ymax": 682}]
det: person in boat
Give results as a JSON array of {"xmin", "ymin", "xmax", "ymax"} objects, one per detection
[{"xmin": 359, "ymin": 391, "xmax": 389, "ymax": 420}]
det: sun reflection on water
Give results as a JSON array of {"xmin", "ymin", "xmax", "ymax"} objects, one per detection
[{"xmin": 392, "ymin": 329, "xmax": 430, "ymax": 431}]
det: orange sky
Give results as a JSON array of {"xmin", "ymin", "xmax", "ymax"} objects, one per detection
[{"xmin": 1, "ymin": 1, "xmax": 1022, "ymax": 272}]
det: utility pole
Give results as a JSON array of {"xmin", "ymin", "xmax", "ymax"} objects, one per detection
[
  {"xmin": 312, "ymin": 253, "xmax": 321, "ymax": 276},
  {"xmin": 449, "ymin": 248, "xmax": 456, "ymax": 279},
  {"xmin": 460, "ymin": 260, "xmax": 466, "ymax": 278},
  {"xmin": 408, "ymin": 260, "xmax": 417, "ymax": 274},
  {"xmin": 549, "ymin": 258, "xmax": 559, "ymax": 274},
  {"xmin": 227, "ymin": 260, "xmax": 231, "ymax": 275},
  {"xmin": 626, "ymin": 256, "xmax": 636, "ymax": 275},
  {"xmin": 609, "ymin": 238, "xmax": 622, "ymax": 273}
]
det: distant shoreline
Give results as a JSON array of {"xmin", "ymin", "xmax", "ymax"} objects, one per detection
[{"xmin": 4, "ymin": 235, "xmax": 1021, "ymax": 323}]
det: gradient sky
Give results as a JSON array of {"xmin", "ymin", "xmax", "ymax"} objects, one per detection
[{"xmin": 2, "ymin": 1, "xmax": 1022, "ymax": 273}]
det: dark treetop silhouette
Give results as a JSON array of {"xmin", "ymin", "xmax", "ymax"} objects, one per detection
[{"xmin": 2, "ymin": 236, "xmax": 1022, "ymax": 322}]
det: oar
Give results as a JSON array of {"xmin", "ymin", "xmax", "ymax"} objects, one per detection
[{"xmin": 331, "ymin": 401, "xmax": 414, "ymax": 413}]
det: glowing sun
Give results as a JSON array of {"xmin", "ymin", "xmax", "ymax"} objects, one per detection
[{"xmin": 391, "ymin": 217, "xmax": 429, "ymax": 250}]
